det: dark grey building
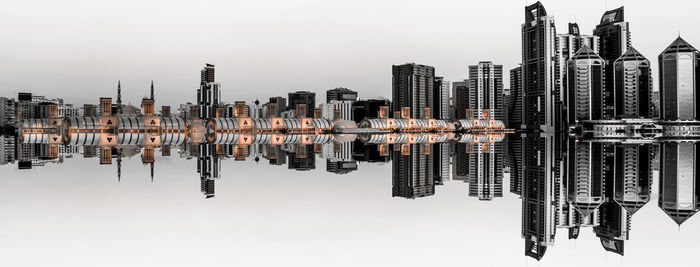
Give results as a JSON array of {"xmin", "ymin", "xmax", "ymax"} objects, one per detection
[
  {"xmin": 659, "ymin": 37, "xmax": 700, "ymax": 121},
  {"xmin": 658, "ymin": 141, "xmax": 700, "ymax": 225},
  {"xmin": 351, "ymin": 99, "xmax": 390, "ymax": 123},
  {"xmin": 452, "ymin": 80, "xmax": 470, "ymax": 120},
  {"xmin": 594, "ymin": 7, "xmax": 631, "ymax": 119},
  {"xmin": 508, "ymin": 67, "xmax": 522, "ymax": 129},
  {"xmin": 197, "ymin": 64, "xmax": 221, "ymax": 119},
  {"xmin": 567, "ymin": 45, "xmax": 605, "ymax": 122},
  {"xmin": 392, "ymin": 63, "xmax": 435, "ymax": 118},
  {"xmin": 326, "ymin": 88, "xmax": 358, "ymax": 103},
  {"xmin": 522, "ymin": 2, "xmax": 556, "ymax": 131},
  {"xmin": 614, "ymin": 47, "xmax": 652, "ymax": 118},
  {"xmin": 392, "ymin": 144, "xmax": 434, "ymax": 199},
  {"xmin": 288, "ymin": 91, "xmax": 316, "ymax": 118}
]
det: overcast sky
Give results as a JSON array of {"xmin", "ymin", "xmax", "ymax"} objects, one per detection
[{"xmin": 1, "ymin": 0, "xmax": 698, "ymax": 106}]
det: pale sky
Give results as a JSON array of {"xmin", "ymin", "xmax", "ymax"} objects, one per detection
[{"xmin": 1, "ymin": 0, "xmax": 698, "ymax": 107}]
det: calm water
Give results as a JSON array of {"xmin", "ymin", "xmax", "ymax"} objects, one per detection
[{"xmin": 0, "ymin": 135, "xmax": 698, "ymax": 267}]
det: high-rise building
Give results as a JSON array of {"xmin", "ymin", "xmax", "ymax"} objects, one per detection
[
  {"xmin": 614, "ymin": 47, "xmax": 652, "ymax": 118},
  {"xmin": 613, "ymin": 144, "xmax": 652, "ymax": 215},
  {"xmin": 659, "ymin": 37, "xmax": 700, "ymax": 121},
  {"xmin": 326, "ymin": 88, "xmax": 358, "ymax": 103},
  {"xmin": 392, "ymin": 144, "xmax": 434, "ymax": 198},
  {"xmin": 288, "ymin": 91, "xmax": 316, "ymax": 118},
  {"xmin": 556, "ymin": 23, "xmax": 600, "ymax": 129},
  {"xmin": 392, "ymin": 63, "xmax": 435, "ymax": 118},
  {"xmin": 0, "ymin": 97, "xmax": 16, "ymax": 128},
  {"xmin": 522, "ymin": 2, "xmax": 556, "ymax": 131},
  {"xmin": 267, "ymin": 96, "xmax": 287, "ymax": 118},
  {"xmin": 468, "ymin": 62, "xmax": 504, "ymax": 120},
  {"xmin": 468, "ymin": 143, "xmax": 504, "ymax": 200},
  {"xmin": 433, "ymin": 77, "xmax": 450, "ymax": 120},
  {"xmin": 521, "ymin": 133, "xmax": 556, "ymax": 260},
  {"xmin": 508, "ymin": 67, "xmax": 522, "ymax": 129},
  {"xmin": 351, "ymin": 99, "xmax": 391, "ymax": 123},
  {"xmin": 567, "ymin": 45, "xmax": 605, "ymax": 122},
  {"xmin": 567, "ymin": 141, "xmax": 606, "ymax": 217},
  {"xmin": 197, "ymin": 64, "xmax": 221, "ymax": 119},
  {"xmin": 452, "ymin": 80, "xmax": 470, "ymax": 120},
  {"xmin": 594, "ymin": 7, "xmax": 631, "ymax": 119},
  {"xmin": 658, "ymin": 141, "xmax": 700, "ymax": 225}
]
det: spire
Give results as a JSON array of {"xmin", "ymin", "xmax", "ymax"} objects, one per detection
[
  {"xmin": 150, "ymin": 80, "xmax": 154, "ymax": 100},
  {"xmin": 117, "ymin": 80, "xmax": 122, "ymax": 110}
]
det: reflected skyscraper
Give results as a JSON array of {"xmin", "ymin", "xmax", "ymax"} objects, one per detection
[
  {"xmin": 392, "ymin": 144, "xmax": 434, "ymax": 199},
  {"xmin": 567, "ymin": 141, "xmax": 606, "ymax": 217},
  {"xmin": 468, "ymin": 142, "xmax": 504, "ymax": 200},
  {"xmin": 613, "ymin": 144, "xmax": 652, "ymax": 215},
  {"xmin": 521, "ymin": 133, "xmax": 556, "ymax": 260},
  {"xmin": 658, "ymin": 141, "xmax": 700, "ymax": 225}
]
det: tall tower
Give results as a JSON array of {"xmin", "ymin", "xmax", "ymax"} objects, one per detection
[
  {"xmin": 452, "ymin": 80, "xmax": 470, "ymax": 120},
  {"xmin": 508, "ymin": 66, "xmax": 522, "ymax": 129},
  {"xmin": 614, "ymin": 47, "xmax": 652, "ymax": 118},
  {"xmin": 659, "ymin": 37, "xmax": 700, "ymax": 121},
  {"xmin": 468, "ymin": 143, "xmax": 504, "ymax": 201},
  {"xmin": 567, "ymin": 45, "xmax": 605, "ymax": 123},
  {"xmin": 594, "ymin": 7, "xmax": 631, "ymax": 119},
  {"xmin": 116, "ymin": 80, "xmax": 122, "ymax": 114},
  {"xmin": 392, "ymin": 144, "xmax": 434, "ymax": 199},
  {"xmin": 392, "ymin": 63, "xmax": 435, "ymax": 118},
  {"xmin": 468, "ymin": 61, "xmax": 504, "ymax": 120},
  {"xmin": 556, "ymin": 23, "xmax": 599, "ymax": 128},
  {"xmin": 197, "ymin": 64, "xmax": 220, "ymax": 119},
  {"xmin": 613, "ymin": 144, "xmax": 652, "ymax": 215},
  {"xmin": 567, "ymin": 141, "xmax": 606, "ymax": 217},
  {"xmin": 522, "ymin": 2, "xmax": 557, "ymax": 132},
  {"xmin": 658, "ymin": 141, "xmax": 700, "ymax": 225},
  {"xmin": 150, "ymin": 80, "xmax": 154, "ymax": 100},
  {"xmin": 433, "ymin": 76, "xmax": 450, "ymax": 120},
  {"xmin": 521, "ymin": 133, "xmax": 556, "ymax": 260}
]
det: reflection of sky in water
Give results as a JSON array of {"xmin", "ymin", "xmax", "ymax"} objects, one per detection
[{"xmin": 0, "ymin": 141, "xmax": 698, "ymax": 267}]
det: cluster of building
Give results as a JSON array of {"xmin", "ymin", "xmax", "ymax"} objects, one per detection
[
  {"xmin": 510, "ymin": 2, "xmax": 699, "ymax": 135},
  {"xmin": 508, "ymin": 2, "xmax": 700, "ymax": 261}
]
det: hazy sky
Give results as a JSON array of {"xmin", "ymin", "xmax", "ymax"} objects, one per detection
[{"xmin": 1, "ymin": 0, "xmax": 699, "ymax": 107}]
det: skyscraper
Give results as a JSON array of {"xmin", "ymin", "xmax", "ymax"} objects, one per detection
[
  {"xmin": 594, "ymin": 7, "xmax": 631, "ymax": 119},
  {"xmin": 392, "ymin": 144, "xmax": 434, "ymax": 199},
  {"xmin": 452, "ymin": 80, "xmax": 470, "ymax": 120},
  {"xmin": 614, "ymin": 47, "xmax": 652, "ymax": 118},
  {"xmin": 567, "ymin": 141, "xmax": 606, "ymax": 217},
  {"xmin": 433, "ymin": 77, "xmax": 450, "ymax": 120},
  {"xmin": 326, "ymin": 88, "xmax": 358, "ymax": 103},
  {"xmin": 468, "ymin": 143, "xmax": 504, "ymax": 200},
  {"xmin": 521, "ymin": 133, "xmax": 556, "ymax": 260},
  {"xmin": 288, "ymin": 91, "xmax": 316, "ymax": 118},
  {"xmin": 658, "ymin": 141, "xmax": 700, "ymax": 225},
  {"xmin": 556, "ymin": 23, "xmax": 599, "ymax": 128},
  {"xmin": 197, "ymin": 64, "xmax": 221, "ymax": 119},
  {"xmin": 392, "ymin": 63, "xmax": 435, "ymax": 119},
  {"xmin": 613, "ymin": 144, "xmax": 652, "ymax": 215},
  {"xmin": 659, "ymin": 37, "xmax": 700, "ymax": 121},
  {"xmin": 508, "ymin": 67, "xmax": 522, "ymax": 129},
  {"xmin": 468, "ymin": 62, "xmax": 504, "ymax": 120},
  {"xmin": 567, "ymin": 45, "xmax": 605, "ymax": 123},
  {"xmin": 522, "ymin": 2, "xmax": 556, "ymax": 131}
]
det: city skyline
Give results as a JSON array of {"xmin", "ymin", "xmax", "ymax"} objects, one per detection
[
  {"xmin": 2, "ymin": 1, "xmax": 700, "ymax": 266},
  {"xmin": 1, "ymin": 0, "xmax": 699, "ymax": 106}
]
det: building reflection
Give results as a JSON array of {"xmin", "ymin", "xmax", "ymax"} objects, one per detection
[{"xmin": 3, "ymin": 130, "xmax": 700, "ymax": 260}]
